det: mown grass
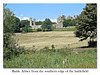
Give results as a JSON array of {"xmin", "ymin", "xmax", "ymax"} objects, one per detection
[
  {"xmin": 14, "ymin": 31, "xmax": 89, "ymax": 49},
  {"xmin": 53, "ymin": 28, "xmax": 75, "ymax": 31},
  {"xmin": 32, "ymin": 29, "xmax": 37, "ymax": 32},
  {"xmin": 32, "ymin": 28, "xmax": 75, "ymax": 32},
  {"xmin": 3, "ymin": 47, "xmax": 97, "ymax": 68}
]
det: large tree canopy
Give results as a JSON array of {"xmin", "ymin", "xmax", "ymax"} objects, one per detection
[
  {"xmin": 3, "ymin": 4, "xmax": 15, "ymax": 33},
  {"xmin": 42, "ymin": 18, "xmax": 52, "ymax": 31},
  {"xmin": 75, "ymin": 3, "xmax": 97, "ymax": 42},
  {"xmin": 20, "ymin": 20, "xmax": 29, "ymax": 27},
  {"xmin": 63, "ymin": 19, "xmax": 77, "ymax": 27},
  {"xmin": 3, "ymin": 4, "xmax": 21, "ymax": 33}
]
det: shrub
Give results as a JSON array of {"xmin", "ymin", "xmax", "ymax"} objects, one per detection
[
  {"xmin": 51, "ymin": 44, "xmax": 55, "ymax": 49},
  {"xmin": 88, "ymin": 40, "xmax": 97, "ymax": 47},
  {"xmin": 27, "ymin": 28, "xmax": 33, "ymax": 32},
  {"xmin": 21, "ymin": 25, "xmax": 33, "ymax": 33},
  {"xmin": 37, "ymin": 28, "xmax": 42, "ymax": 31},
  {"xmin": 3, "ymin": 33, "xmax": 26, "ymax": 60},
  {"xmin": 3, "ymin": 33, "xmax": 17, "ymax": 59},
  {"xmin": 57, "ymin": 47, "xmax": 73, "ymax": 57}
]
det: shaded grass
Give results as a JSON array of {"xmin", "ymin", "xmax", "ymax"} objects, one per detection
[
  {"xmin": 32, "ymin": 29, "xmax": 37, "ymax": 32},
  {"xmin": 53, "ymin": 28, "xmax": 75, "ymax": 31},
  {"xmin": 4, "ymin": 47, "xmax": 97, "ymax": 68},
  {"xmin": 32, "ymin": 28, "xmax": 75, "ymax": 32}
]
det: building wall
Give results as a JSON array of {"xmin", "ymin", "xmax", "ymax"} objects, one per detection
[
  {"xmin": 30, "ymin": 15, "xmax": 76, "ymax": 29},
  {"xmin": 31, "ymin": 25, "xmax": 42, "ymax": 29}
]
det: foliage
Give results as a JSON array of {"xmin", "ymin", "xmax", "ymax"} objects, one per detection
[
  {"xmin": 3, "ymin": 33, "xmax": 27, "ymax": 59},
  {"xmin": 3, "ymin": 4, "xmax": 21, "ymax": 33},
  {"xmin": 3, "ymin": 33, "xmax": 16, "ymax": 59},
  {"xmin": 35, "ymin": 21, "xmax": 56, "ymax": 25},
  {"xmin": 53, "ymin": 28, "xmax": 75, "ymax": 31},
  {"xmin": 11, "ymin": 16, "xmax": 21, "ymax": 33},
  {"xmin": 3, "ymin": 4, "xmax": 15, "ymax": 33},
  {"xmin": 70, "ymin": 19, "xmax": 77, "ymax": 26},
  {"xmin": 35, "ymin": 21, "xmax": 43, "ymax": 25},
  {"xmin": 88, "ymin": 40, "xmax": 97, "ymax": 47},
  {"xmin": 21, "ymin": 25, "xmax": 33, "ymax": 33},
  {"xmin": 4, "ymin": 46, "xmax": 97, "ymax": 68},
  {"xmin": 74, "ymin": 3, "xmax": 97, "ymax": 43},
  {"xmin": 63, "ymin": 19, "xmax": 71, "ymax": 27},
  {"xmin": 3, "ymin": 4, "xmax": 26, "ymax": 60},
  {"xmin": 42, "ymin": 18, "xmax": 53, "ymax": 31},
  {"xmin": 20, "ymin": 20, "xmax": 29, "ymax": 28},
  {"xmin": 63, "ymin": 19, "xmax": 77, "ymax": 27},
  {"xmin": 37, "ymin": 28, "xmax": 42, "ymax": 31},
  {"xmin": 52, "ymin": 22, "xmax": 57, "ymax": 24}
]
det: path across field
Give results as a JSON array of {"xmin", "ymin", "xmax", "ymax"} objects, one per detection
[{"xmin": 14, "ymin": 31, "xmax": 89, "ymax": 49}]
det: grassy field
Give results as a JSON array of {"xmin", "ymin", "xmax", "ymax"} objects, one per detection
[
  {"xmin": 32, "ymin": 28, "xmax": 75, "ymax": 32},
  {"xmin": 4, "ymin": 31, "xmax": 97, "ymax": 68},
  {"xmin": 13, "ymin": 31, "xmax": 89, "ymax": 49},
  {"xmin": 53, "ymin": 28, "xmax": 75, "ymax": 31},
  {"xmin": 4, "ymin": 48, "xmax": 97, "ymax": 68}
]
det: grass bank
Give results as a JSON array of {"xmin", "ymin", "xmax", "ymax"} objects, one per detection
[
  {"xmin": 53, "ymin": 28, "xmax": 75, "ymax": 31},
  {"xmin": 31, "ymin": 28, "xmax": 75, "ymax": 32}
]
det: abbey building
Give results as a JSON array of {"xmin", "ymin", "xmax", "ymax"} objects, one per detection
[{"xmin": 30, "ymin": 15, "xmax": 76, "ymax": 29}]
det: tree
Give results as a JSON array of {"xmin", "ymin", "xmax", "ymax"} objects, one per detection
[
  {"xmin": 3, "ymin": 4, "xmax": 21, "ymax": 33},
  {"xmin": 52, "ymin": 22, "xmax": 57, "ymax": 24},
  {"xmin": 11, "ymin": 16, "xmax": 21, "ymax": 32},
  {"xmin": 35, "ymin": 21, "xmax": 43, "ymax": 25},
  {"xmin": 63, "ymin": 19, "xmax": 76, "ymax": 27},
  {"xmin": 63, "ymin": 19, "xmax": 71, "ymax": 27},
  {"xmin": 70, "ymin": 19, "xmax": 77, "ymax": 26},
  {"xmin": 20, "ymin": 20, "xmax": 29, "ymax": 28},
  {"xmin": 3, "ymin": 4, "xmax": 15, "ymax": 33},
  {"xmin": 74, "ymin": 3, "xmax": 97, "ymax": 47},
  {"xmin": 41, "ymin": 18, "xmax": 52, "ymax": 31},
  {"xmin": 3, "ymin": 4, "xmax": 24, "ymax": 59},
  {"xmin": 21, "ymin": 25, "xmax": 33, "ymax": 32}
]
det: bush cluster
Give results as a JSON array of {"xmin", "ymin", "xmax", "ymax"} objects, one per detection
[
  {"xmin": 3, "ymin": 33, "xmax": 26, "ymax": 60},
  {"xmin": 21, "ymin": 25, "xmax": 33, "ymax": 33}
]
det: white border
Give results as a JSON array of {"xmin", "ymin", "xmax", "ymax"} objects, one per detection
[{"xmin": 0, "ymin": 0, "xmax": 100, "ymax": 75}]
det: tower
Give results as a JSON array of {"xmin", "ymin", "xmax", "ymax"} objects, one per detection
[
  {"xmin": 30, "ymin": 18, "xmax": 32, "ymax": 26},
  {"xmin": 33, "ymin": 19, "xmax": 35, "ymax": 26}
]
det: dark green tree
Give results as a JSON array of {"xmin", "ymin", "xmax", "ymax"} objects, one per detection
[
  {"xmin": 35, "ymin": 21, "xmax": 43, "ymax": 25},
  {"xmin": 3, "ymin": 4, "xmax": 17, "ymax": 59},
  {"xmin": 20, "ymin": 20, "xmax": 29, "ymax": 28},
  {"xmin": 70, "ymin": 19, "xmax": 77, "ymax": 26},
  {"xmin": 21, "ymin": 25, "xmax": 33, "ymax": 32},
  {"xmin": 52, "ymin": 22, "xmax": 57, "ymax": 24},
  {"xmin": 63, "ymin": 19, "xmax": 77, "ymax": 27},
  {"xmin": 63, "ymin": 19, "xmax": 71, "ymax": 27},
  {"xmin": 3, "ymin": 4, "xmax": 25, "ymax": 59},
  {"xmin": 3, "ymin": 4, "xmax": 15, "ymax": 33},
  {"xmin": 41, "ymin": 18, "xmax": 52, "ymax": 31},
  {"xmin": 74, "ymin": 3, "xmax": 97, "ymax": 47},
  {"xmin": 3, "ymin": 4, "xmax": 21, "ymax": 33},
  {"xmin": 11, "ymin": 16, "xmax": 21, "ymax": 32}
]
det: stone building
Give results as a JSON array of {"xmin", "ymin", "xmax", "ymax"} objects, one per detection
[
  {"xmin": 30, "ymin": 18, "xmax": 42, "ymax": 29},
  {"xmin": 52, "ymin": 15, "xmax": 65, "ymax": 28},
  {"xmin": 30, "ymin": 15, "xmax": 76, "ymax": 29},
  {"xmin": 30, "ymin": 18, "xmax": 32, "ymax": 26}
]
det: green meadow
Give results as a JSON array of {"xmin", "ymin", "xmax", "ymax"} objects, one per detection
[{"xmin": 4, "ymin": 46, "xmax": 97, "ymax": 68}]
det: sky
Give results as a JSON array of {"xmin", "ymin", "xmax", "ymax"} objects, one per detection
[{"xmin": 6, "ymin": 3, "xmax": 86, "ymax": 22}]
